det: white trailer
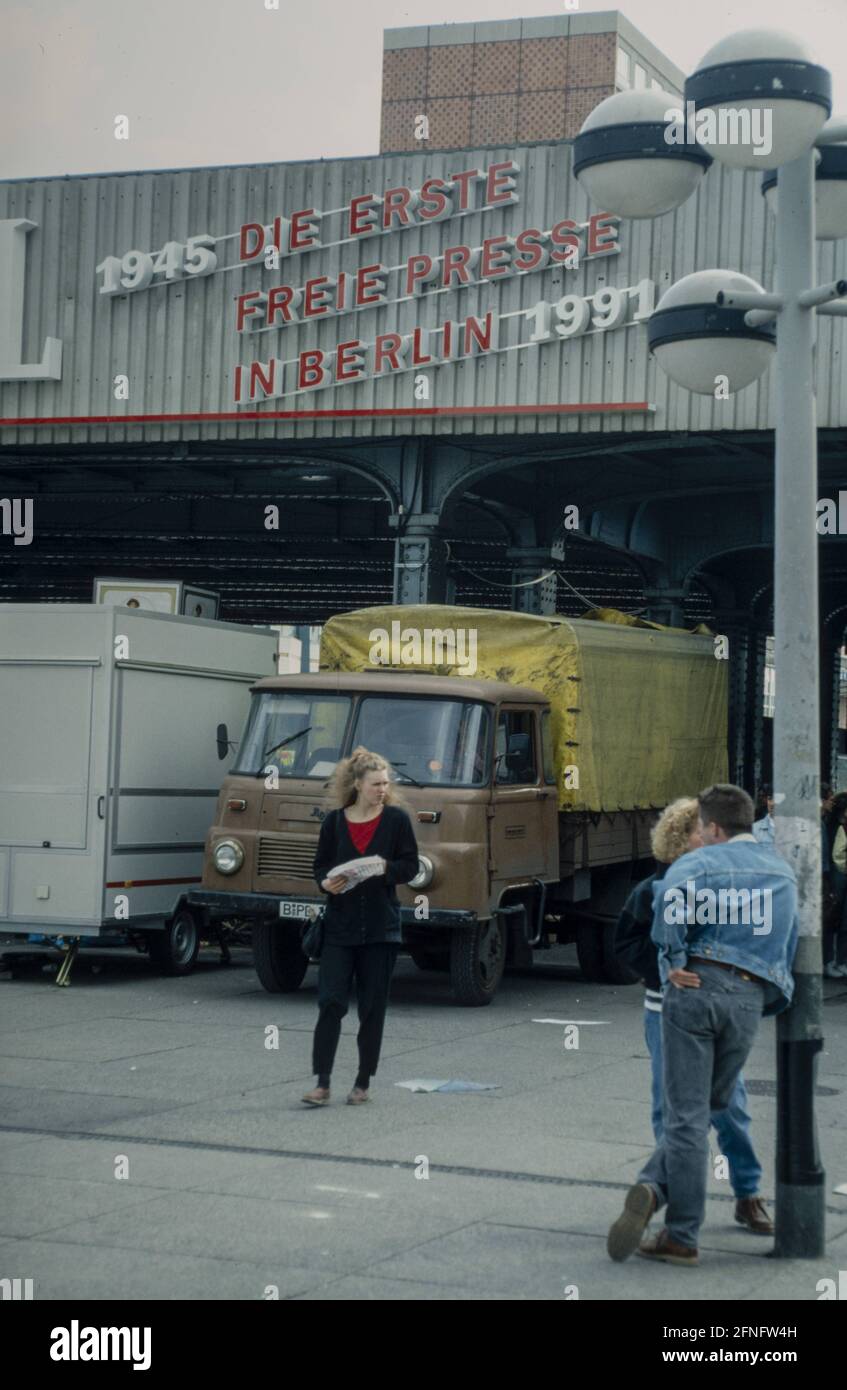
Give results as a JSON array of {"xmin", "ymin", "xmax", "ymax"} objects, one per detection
[{"xmin": 0, "ymin": 605, "xmax": 278, "ymax": 975}]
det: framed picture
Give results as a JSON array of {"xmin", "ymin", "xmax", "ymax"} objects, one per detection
[{"xmin": 93, "ymin": 580, "xmax": 220, "ymax": 618}]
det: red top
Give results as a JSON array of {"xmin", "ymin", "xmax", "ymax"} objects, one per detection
[{"xmin": 345, "ymin": 810, "xmax": 383, "ymax": 854}]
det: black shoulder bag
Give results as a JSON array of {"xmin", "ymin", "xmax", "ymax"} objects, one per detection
[{"xmin": 300, "ymin": 905, "xmax": 325, "ymax": 960}]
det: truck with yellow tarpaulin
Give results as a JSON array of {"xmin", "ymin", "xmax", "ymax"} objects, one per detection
[{"xmin": 191, "ymin": 604, "xmax": 728, "ymax": 1005}]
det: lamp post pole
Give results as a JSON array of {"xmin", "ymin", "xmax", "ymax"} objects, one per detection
[
  {"xmin": 718, "ymin": 122, "xmax": 847, "ymax": 1256},
  {"xmin": 771, "ymin": 149, "xmax": 825, "ymax": 1257}
]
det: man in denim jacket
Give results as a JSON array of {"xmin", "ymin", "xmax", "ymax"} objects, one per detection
[{"xmin": 607, "ymin": 784, "xmax": 799, "ymax": 1267}]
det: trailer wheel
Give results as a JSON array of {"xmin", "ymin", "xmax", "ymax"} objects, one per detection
[
  {"xmin": 252, "ymin": 920, "xmax": 309, "ymax": 993},
  {"xmin": 449, "ymin": 918, "xmax": 505, "ymax": 1006},
  {"xmin": 601, "ymin": 921, "xmax": 640, "ymax": 985},
  {"xmin": 575, "ymin": 922, "xmax": 606, "ymax": 982},
  {"xmin": 148, "ymin": 908, "xmax": 200, "ymax": 976}
]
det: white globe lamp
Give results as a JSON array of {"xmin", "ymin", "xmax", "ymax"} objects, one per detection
[
  {"xmin": 762, "ymin": 131, "xmax": 847, "ymax": 239},
  {"xmin": 573, "ymin": 88, "xmax": 712, "ymax": 218},
  {"xmin": 648, "ymin": 270, "xmax": 776, "ymax": 394},
  {"xmin": 685, "ymin": 30, "xmax": 831, "ymax": 170}
]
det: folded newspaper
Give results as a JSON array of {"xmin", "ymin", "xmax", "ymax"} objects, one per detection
[{"xmin": 328, "ymin": 855, "xmax": 384, "ymax": 891}]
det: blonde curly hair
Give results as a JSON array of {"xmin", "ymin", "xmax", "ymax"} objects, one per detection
[
  {"xmin": 650, "ymin": 796, "xmax": 700, "ymax": 865},
  {"xmin": 329, "ymin": 746, "xmax": 404, "ymax": 809}
]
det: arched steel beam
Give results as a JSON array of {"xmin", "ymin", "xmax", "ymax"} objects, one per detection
[{"xmin": 446, "ymin": 493, "xmax": 538, "ymax": 549}]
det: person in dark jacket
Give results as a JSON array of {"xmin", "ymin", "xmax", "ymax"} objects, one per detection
[
  {"xmin": 613, "ymin": 796, "xmax": 771, "ymax": 1236},
  {"xmin": 302, "ymin": 745, "xmax": 419, "ymax": 1108},
  {"xmin": 825, "ymin": 791, "xmax": 847, "ymax": 976}
]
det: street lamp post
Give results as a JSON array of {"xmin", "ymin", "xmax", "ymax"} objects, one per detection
[
  {"xmin": 771, "ymin": 147, "xmax": 824, "ymax": 1257},
  {"xmin": 574, "ymin": 29, "xmax": 847, "ymax": 1257}
]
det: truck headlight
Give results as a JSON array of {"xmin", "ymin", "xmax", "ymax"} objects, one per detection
[
  {"xmin": 213, "ymin": 839, "xmax": 244, "ymax": 875},
  {"xmin": 409, "ymin": 855, "xmax": 434, "ymax": 889}
]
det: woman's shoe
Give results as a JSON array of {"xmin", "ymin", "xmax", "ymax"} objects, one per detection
[
  {"xmin": 301, "ymin": 1087, "xmax": 331, "ymax": 1106},
  {"xmin": 346, "ymin": 1087, "xmax": 371, "ymax": 1104}
]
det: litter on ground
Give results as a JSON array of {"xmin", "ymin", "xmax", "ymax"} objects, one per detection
[{"xmin": 395, "ymin": 1079, "xmax": 501, "ymax": 1093}]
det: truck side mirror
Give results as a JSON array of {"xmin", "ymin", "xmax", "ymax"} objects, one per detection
[{"xmin": 216, "ymin": 723, "xmax": 230, "ymax": 761}]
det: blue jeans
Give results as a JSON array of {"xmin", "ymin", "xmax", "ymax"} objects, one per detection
[
  {"xmin": 644, "ymin": 1005, "xmax": 762, "ymax": 1197},
  {"xmin": 639, "ymin": 968, "xmax": 765, "ymax": 1244}
]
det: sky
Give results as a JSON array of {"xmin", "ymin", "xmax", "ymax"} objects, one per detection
[{"xmin": 1, "ymin": 0, "xmax": 846, "ymax": 180}]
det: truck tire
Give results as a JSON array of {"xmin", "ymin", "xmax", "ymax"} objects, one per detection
[
  {"xmin": 449, "ymin": 918, "xmax": 505, "ymax": 1006},
  {"xmin": 601, "ymin": 921, "xmax": 640, "ymax": 985},
  {"xmin": 148, "ymin": 907, "xmax": 200, "ymax": 976},
  {"xmin": 575, "ymin": 922, "xmax": 606, "ymax": 982},
  {"xmin": 252, "ymin": 919, "xmax": 309, "ymax": 993}
]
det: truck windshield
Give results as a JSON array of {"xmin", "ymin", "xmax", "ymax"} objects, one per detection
[
  {"xmin": 234, "ymin": 693, "xmax": 351, "ymax": 778},
  {"xmin": 352, "ymin": 697, "xmax": 490, "ymax": 787}
]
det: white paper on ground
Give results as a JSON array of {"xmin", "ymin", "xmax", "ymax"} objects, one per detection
[
  {"xmin": 532, "ymin": 1018, "xmax": 610, "ymax": 1025},
  {"xmin": 395, "ymin": 1079, "xmax": 500, "ymax": 1093},
  {"xmin": 437, "ymin": 1080, "xmax": 500, "ymax": 1093},
  {"xmin": 395, "ymin": 1079, "xmax": 451, "ymax": 1092},
  {"xmin": 833, "ymin": 1183, "xmax": 847, "ymax": 1195}
]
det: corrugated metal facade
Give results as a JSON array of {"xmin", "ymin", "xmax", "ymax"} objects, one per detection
[{"xmin": 0, "ymin": 141, "xmax": 844, "ymax": 445}]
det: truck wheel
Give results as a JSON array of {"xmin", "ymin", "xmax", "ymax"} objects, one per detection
[
  {"xmin": 575, "ymin": 922, "xmax": 606, "ymax": 983},
  {"xmin": 148, "ymin": 908, "xmax": 200, "ymax": 976},
  {"xmin": 601, "ymin": 921, "xmax": 640, "ymax": 985},
  {"xmin": 252, "ymin": 920, "xmax": 309, "ymax": 993},
  {"xmin": 449, "ymin": 919, "xmax": 505, "ymax": 1006}
]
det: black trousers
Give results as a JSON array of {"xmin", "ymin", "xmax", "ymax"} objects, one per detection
[{"xmin": 312, "ymin": 941, "xmax": 399, "ymax": 1079}]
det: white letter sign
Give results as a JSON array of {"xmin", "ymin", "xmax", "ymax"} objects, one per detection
[{"xmin": 0, "ymin": 220, "xmax": 62, "ymax": 381}]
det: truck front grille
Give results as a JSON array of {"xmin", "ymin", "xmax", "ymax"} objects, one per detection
[{"xmin": 257, "ymin": 835, "xmax": 316, "ymax": 879}]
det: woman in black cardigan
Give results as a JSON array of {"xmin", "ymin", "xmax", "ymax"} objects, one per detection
[{"xmin": 302, "ymin": 746, "xmax": 419, "ymax": 1107}]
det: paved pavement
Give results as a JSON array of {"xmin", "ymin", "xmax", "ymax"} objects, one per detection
[{"xmin": 1, "ymin": 941, "xmax": 846, "ymax": 1301}]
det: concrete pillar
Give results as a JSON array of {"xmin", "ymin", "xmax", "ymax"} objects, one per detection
[
  {"xmin": 391, "ymin": 512, "xmax": 447, "ymax": 605},
  {"xmin": 506, "ymin": 546, "xmax": 556, "ymax": 615},
  {"xmin": 642, "ymin": 586, "xmax": 687, "ymax": 628}
]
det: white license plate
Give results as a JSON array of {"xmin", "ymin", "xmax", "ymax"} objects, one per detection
[{"xmin": 279, "ymin": 900, "xmax": 317, "ymax": 919}]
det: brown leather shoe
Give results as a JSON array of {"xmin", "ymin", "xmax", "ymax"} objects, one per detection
[
  {"xmin": 346, "ymin": 1087, "xmax": 371, "ymax": 1105},
  {"xmin": 301, "ymin": 1086, "xmax": 330, "ymax": 1106},
  {"xmin": 637, "ymin": 1228, "xmax": 699, "ymax": 1266},
  {"xmin": 607, "ymin": 1183, "xmax": 657, "ymax": 1262},
  {"xmin": 735, "ymin": 1196, "xmax": 774, "ymax": 1235}
]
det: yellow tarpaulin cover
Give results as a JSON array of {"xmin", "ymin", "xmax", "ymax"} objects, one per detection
[{"xmin": 320, "ymin": 605, "xmax": 728, "ymax": 813}]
